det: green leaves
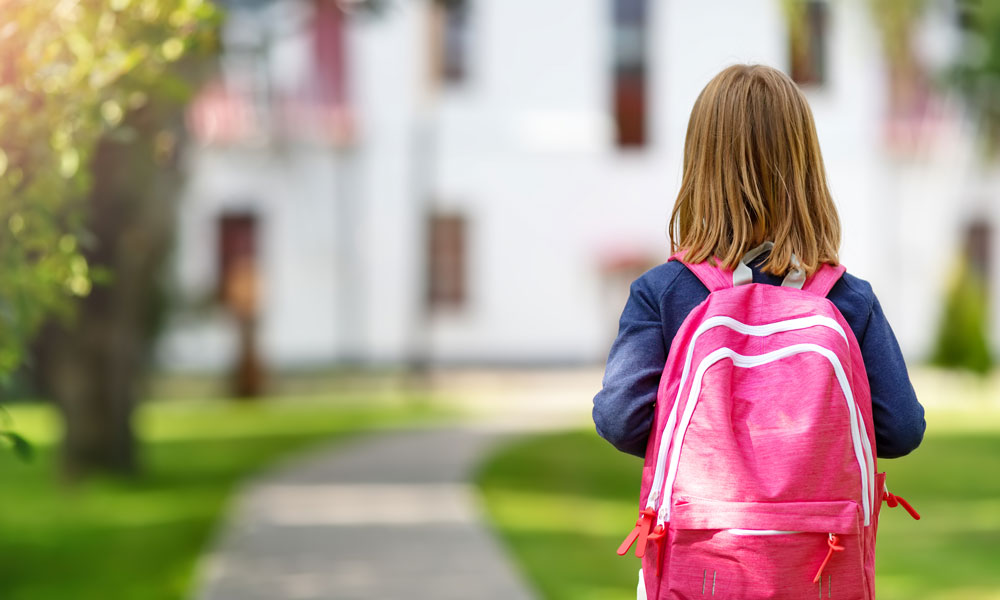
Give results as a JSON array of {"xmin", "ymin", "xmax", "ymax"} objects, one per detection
[
  {"xmin": 0, "ymin": 431, "xmax": 33, "ymax": 462},
  {"xmin": 0, "ymin": 0, "xmax": 219, "ymax": 382},
  {"xmin": 0, "ymin": 406, "xmax": 32, "ymax": 461}
]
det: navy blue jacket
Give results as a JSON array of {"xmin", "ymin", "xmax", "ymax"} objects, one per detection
[{"xmin": 593, "ymin": 258, "xmax": 926, "ymax": 460}]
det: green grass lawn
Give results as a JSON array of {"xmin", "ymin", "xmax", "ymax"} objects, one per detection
[
  {"xmin": 0, "ymin": 394, "xmax": 444, "ymax": 600},
  {"xmin": 477, "ymin": 409, "xmax": 1000, "ymax": 600}
]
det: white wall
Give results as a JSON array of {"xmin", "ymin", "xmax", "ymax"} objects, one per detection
[
  {"xmin": 159, "ymin": 0, "xmax": 999, "ymax": 370},
  {"xmin": 160, "ymin": 144, "xmax": 349, "ymax": 370}
]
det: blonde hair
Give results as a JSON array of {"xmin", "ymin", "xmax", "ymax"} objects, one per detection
[{"xmin": 669, "ymin": 64, "xmax": 841, "ymax": 276}]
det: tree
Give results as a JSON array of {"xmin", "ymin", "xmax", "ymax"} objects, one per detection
[
  {"xmin": 931, "ymin": 254, "xmax": 993, "ymax": 374},
  {"xmin": 0, "ymin": 0, "xmax": 218, "ymax": 471},
  {"xmin": 936, "ymin": 0, "xmax": 999, "ymax": 372},
  {"xmin": 949, "ymin": 0, "xmax": 1000, "ymax": 157}
]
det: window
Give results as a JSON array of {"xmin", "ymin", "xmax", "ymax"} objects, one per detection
[
  {"xmin": 612, "ymin": 0, "xmax": 648, "ymax": 148},
  {"xmin": 314, "ymin": 0, "xmax": 348, "ymax": 107},
  {"xmin": 218, "ymin": 213, "xmax": 259, "ymax": 317},
  {"xmin": 427, "ymin": 213, "xmax": 467, "ymax": 310},
  {"xmin": 430, "ymin": 0, "xmax": 470, "ymax": 86},
  {"xmin": 788, "ymin": 0, "xmax": 828, "ymax": 86}
]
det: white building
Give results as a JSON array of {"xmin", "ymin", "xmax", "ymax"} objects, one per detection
[{"xmin": 158, "ymin": 0, "xmax": 999, "ymax": 372}]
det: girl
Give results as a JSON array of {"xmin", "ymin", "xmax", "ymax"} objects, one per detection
[{"xmin": 592, "ymin": 63, "xmax": 925, "ymax": 596}]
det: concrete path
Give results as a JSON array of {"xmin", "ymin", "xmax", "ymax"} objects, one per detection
[{"xmin": 194, "ymin": 427, "xmax": 537, "ymax": 600}]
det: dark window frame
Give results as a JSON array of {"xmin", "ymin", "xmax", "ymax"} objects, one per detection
[
  {"xmin": 217, "ymin": 212, "xmax": 259, "ymax": 314},
  {"xmin": 612, "ymin": 0, "xmax": 649, "ymax": 148},
  {"xmin": 431, "ymin": 0, "xmax": 471, "ymax": 86}
]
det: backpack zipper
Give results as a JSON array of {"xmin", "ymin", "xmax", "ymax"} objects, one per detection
[
  {"xmin": 883, "ymin": 480, "xmax": 921, "ymax": 520},
  {"xmin": 724, "ymin": 529, "xmax": 803, "ymax": 536}
]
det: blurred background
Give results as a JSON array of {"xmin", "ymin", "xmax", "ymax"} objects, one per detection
[
  {"xmin": 162, "ymin": 0, "xmax": 997, "ymax": 374},
  {"xmin": 1, "ymin": 0, "xmax": 999, "ymax": 599}
]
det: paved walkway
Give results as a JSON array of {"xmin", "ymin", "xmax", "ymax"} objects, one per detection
[{"xmin": 194, "ymin": 427, "xmax": 537, "ymax": 600}]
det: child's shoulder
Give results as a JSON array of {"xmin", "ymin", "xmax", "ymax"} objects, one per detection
[
  {"xmin": 632, "ymin": 260, "xmax": 696, "ymax": 295},
  {"xmin": 629, "ymin": 260, "xmax": 709, "ymax": 311},
  {"xmin": 829, "ymin": 268, "xmax": 878, "ymax": 311},
  {"xmin": 636, "ymin": 260, "xmax": 688, "ymax": 285}
]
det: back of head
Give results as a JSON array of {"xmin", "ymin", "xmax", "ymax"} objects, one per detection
[{"xmin": 669, "ymin": 63, "xmax": 841, "ymax": 276}]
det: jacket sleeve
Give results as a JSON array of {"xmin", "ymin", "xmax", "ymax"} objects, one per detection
[
  {"xmin": 592, "ymin": 276, "xmax": 666, "ymax": 458},
  {"xmin": 860, "ymin": 295, "xmax": 927, "ymax": 458}
]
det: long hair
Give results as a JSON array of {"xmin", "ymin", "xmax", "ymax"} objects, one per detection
[{"xmin": 668, "ymin": 64, "xmax": 841, "ymax": 276}]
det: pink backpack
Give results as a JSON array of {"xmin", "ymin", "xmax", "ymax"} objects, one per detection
[{"xmin": 617, "ymin": 246, "xmax": 919, "ymax": 599}]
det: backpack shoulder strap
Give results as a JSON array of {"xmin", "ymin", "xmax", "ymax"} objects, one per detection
[
  {"xmin": 670, "ymin": 251, "xmax": 846, "ymax": 297},
  {"xmin": 668, "ymin": 251, "xmax": 733, "ymax": 293},
  {"xmin": 802, "ymin": 263, "xmax": 847, "ymax": 297}
]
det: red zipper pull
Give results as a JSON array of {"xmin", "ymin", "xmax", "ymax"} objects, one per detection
[
  {"xmin": 885, "ymin": 492, "xmax": 921, "ymax": 520},
  {"xmin": 617, "ymin": 508, "xmax": 657, "ymax": 557},
  {"xmin": 647, "ymin": 524, "xmax": 666, "ymax": 577},
  {"xmin": 812, "ymin": 533, "xmax": 844, "ymax": 583}
]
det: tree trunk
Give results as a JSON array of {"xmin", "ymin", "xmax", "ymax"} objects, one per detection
[
  {"xmin": 43, "ymin": 300, "xmax": 142, "ymax": 478},
  {"xmin": 34, "ymin": 106, "xmax": 181, "ymax": 479}
]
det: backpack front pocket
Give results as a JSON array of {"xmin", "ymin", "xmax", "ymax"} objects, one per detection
[{"xmin": 660, "ymin": 499, "xmax": 867, "ymax": 600}]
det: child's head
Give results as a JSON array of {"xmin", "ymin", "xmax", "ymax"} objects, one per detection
[{"xmin": 669, "ymin": 63, "xmax": 840, "ymax": 276}]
